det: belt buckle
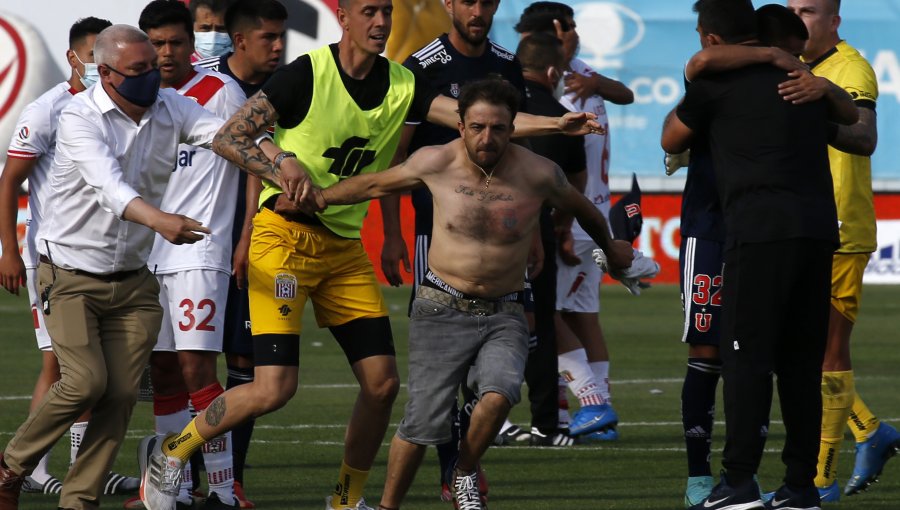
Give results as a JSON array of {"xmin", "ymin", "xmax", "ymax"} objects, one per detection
[{"xmin": 468, "ymin": 299, "xmax": 490, "ymax": 316}]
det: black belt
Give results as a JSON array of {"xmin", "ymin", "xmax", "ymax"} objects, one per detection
[
  {"xmin": 262, "ymin": 195, "xmax": 324, "ymax": 226},
  {"xmin": 39, "ymin": 255, "xmax": 143, "ymax": 282}
]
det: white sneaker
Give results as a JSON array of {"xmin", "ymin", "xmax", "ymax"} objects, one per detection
[
  {"xmin": 324, "ymin": 495, "xmax": 374, "ymax": 510},
  {"xmin": 139, "ymin": 434, "xmax": 184, "ymax": 510}
]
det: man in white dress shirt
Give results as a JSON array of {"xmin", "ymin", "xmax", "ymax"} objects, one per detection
[{"xmin": 0, "ymin": 24, "xmax": 225, "ymax": 510}]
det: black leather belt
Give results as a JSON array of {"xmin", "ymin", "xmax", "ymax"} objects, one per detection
[
  {"xmin": 262, "ymin": 195, "xmax": 324, "ymax": 226},
  {"xmin": 39, "ymin": 255, "xmax": 143, "ymax": 282}
]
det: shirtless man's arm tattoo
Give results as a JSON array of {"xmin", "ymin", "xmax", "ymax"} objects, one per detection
[{"xmin": 212, "ymin": 91, "xmax": 281, "ymax": 182}]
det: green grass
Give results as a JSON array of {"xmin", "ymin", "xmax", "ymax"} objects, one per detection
[{"xmin": 2, "ymin": 284, "xmax": 899, "ymax": 509}]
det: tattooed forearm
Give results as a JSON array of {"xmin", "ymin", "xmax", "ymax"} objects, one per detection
[
  {"xmin": 212, "ymin": 91, "xmax": 280, "ymax": 181},
  {"xmin": 205, "ymin": 395, "xmax": 227, "ymax": 427}
]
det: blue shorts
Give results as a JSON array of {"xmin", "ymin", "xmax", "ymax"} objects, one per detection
[
  {"xmin": 223, "ymin": 277, "xmax": 253, "ymax": 356},
  {"xmin": 679, "ymin": 237, "xmax": 724, "ymax": 346}
]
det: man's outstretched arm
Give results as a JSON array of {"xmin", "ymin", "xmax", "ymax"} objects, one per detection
[
  {"xmin": 425, "ymin": 94, "xmax": 603, "ymax": 137},
  {"xmin": 317, "ymin": 146, "xmax": 437, "ymax": 208}
]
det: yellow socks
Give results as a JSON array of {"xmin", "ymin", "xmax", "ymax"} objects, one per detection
[
  {"xmin": 162, "ymin": 419, "xmax": 208, "ymax": 463},
  {"xmin": 815, "ymin": 370, "xmax": 855, "ymax": 488},
  {"xmin": 848, "ymin": 392, "xmax": 880, "ymax": 443},
  {"xmin": 332, "ymin": 461, "xmax": 369, "ymax": 508}
]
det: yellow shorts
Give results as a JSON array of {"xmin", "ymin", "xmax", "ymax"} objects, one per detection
[
  {"xmin": 247, "ymin": 208, "xmax": 388, "ymax": 336},
  {"xmin": 831, "ymin": 253, "xmax": 869, "ymax": 323}
]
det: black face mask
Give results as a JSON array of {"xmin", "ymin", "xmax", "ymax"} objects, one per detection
[{"xmin": 106, "ymin": 66, "xmax": 161, "ymax": 107}]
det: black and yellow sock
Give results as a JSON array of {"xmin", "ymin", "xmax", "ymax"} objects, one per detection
[
  {"xmin": 162, "ymin": 420, "xmax": 208, "ymax": 463},
  {"xmin": 848, "ymin": 392, "xmax": 880, "ymax": 443},
  {"xmin": 332, "ymin": 461, "xmax": 369, "ymax": 508},
  {"xmin": 815, "ymin": 370, "xmax": 854, "ymax": 488}
]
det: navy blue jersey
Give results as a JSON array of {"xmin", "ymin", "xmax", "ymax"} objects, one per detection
[
  {"xmin": 403, "ymin": 34, "xmax": 527, "ymax": 236},
  {"xmin": 197, "ymin": 53, "xmax": 271, "ymax": 248},
  {"xmin": 197, "ymin": 53, "xmax": 267, "ymax": 98},
  {"xmin": 679, "ymin": 75, "xmax": 725, "ymax": 243},
  {"xmin": 680, "ymin": 141, "xmax": 725, "ymax": 242}
]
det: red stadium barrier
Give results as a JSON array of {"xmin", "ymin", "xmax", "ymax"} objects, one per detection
[{"xmin": 9, "ymin": 193, "xmax": 900, "ymax": 285}]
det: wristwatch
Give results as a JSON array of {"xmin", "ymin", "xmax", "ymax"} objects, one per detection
[{"xmin": 273, "ymin": 151, "xmax": 297, "ymax": 170}]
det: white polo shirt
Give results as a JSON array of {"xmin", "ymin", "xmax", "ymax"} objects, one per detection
[{"xmin": 39, "ymin": 82, "xmax": 225, "ymax": 274}]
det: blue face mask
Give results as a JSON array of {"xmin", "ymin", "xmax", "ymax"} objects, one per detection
[
  {"xmin": 194, "ymin": 31, "xmax": 233, "ymax": 58},
  {"xmin": 73, "ymin": 51, "xmax": 99, "ymax": 88},
  {"xmin": 107, "ymin": 66, "xmax": 161, "ymax": 107}
]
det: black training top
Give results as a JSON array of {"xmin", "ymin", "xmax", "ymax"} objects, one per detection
[
  {"xmin": 676, "ymin": 63, "xmax": 838, "ymax": 249},
  {"xmin": 263, "ymin": 43, "xmax": 438, "ymax": 129},
  {"xmin": 680, "ymin": 72, "xmax": 725, "ymax": 243}
]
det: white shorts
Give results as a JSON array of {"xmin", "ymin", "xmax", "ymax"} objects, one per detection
[
  {"xmin": 155, "ymin": 269, "xmax": 229, "ymax": 352},
  {"xmin": 555, "ymin": 239, "xmax": 602, "ymax": 313},
  {"xmin": 26, "ymin": 267, "xmax": 52, "ymax": 351}
]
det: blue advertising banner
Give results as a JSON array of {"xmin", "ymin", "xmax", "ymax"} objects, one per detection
[{"xmin": 490, "ymin": 1, "xmax": 900, "ymax": 189}]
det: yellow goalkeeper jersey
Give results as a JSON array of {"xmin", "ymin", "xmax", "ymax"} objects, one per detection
[{"xmin": 809, "ymin": 40, "xmax": 878, "ymax": 253}]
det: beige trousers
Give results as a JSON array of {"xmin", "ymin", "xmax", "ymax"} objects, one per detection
[{"xmin": 4, "ymin": 263, "xmax": 162, "ymax": 509}]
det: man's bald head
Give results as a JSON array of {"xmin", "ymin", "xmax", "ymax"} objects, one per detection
[{"xmin": 94, "ymin": 24, "xmax": 152, "ymax": 68}]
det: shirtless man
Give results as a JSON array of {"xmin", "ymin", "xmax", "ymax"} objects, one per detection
[{"xmin": 311, "ymin": 78, "xmax": 633, "ymax": 510}]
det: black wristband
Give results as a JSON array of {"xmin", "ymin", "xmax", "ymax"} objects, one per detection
[{"xmin": 273, "ymin": 151, "xmax": 297, "ymax": 170}]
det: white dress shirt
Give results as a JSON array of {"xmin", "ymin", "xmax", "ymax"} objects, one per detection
[{"xmin": 39, "ymin": 83, "xmax": 225, "ymax": 274}]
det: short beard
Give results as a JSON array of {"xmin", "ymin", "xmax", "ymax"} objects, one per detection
[{"xmin": 452, "ymin": 16, "xmax": 490, "ymax": 46}]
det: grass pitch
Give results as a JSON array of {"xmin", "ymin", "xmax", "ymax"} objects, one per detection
[{"xmin": 1, "ymin": 284, "xmax": 899, "ymax": 509}]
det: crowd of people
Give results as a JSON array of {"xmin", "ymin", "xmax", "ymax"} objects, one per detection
[{"xmin": 0, "ymin": 0, "xmax": 895, "ymax": 509}]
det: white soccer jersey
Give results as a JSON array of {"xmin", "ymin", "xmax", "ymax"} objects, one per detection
[
  {"xmin": 561, "ymin": 58, "xmax": 612, "ymax": 242},
  {"xmin": 148, "ymin": 67, "xmax": 246, "ymax": 274},
  {"xmin": 6, "ymin": 82, "xmax": 78, "ymax": 269}
]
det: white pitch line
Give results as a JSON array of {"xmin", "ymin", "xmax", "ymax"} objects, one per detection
[
  {"xmin": 2, "ymin": 375, "xmax": 897, "ymax": 400},
  {"xmin": 1, "ymin": 417, "xmax": 896, "ymax": 440}
]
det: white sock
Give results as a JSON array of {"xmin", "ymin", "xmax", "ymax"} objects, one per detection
[
  {"xmin": 558, "ymin": 349, "xmax": 604, "ymax": 407},
  {"xmin": 590, "ymin": 361, "xmax": 611, "ymax": 403},
  {"xmin": 155, "ymin": 407, "xmax": 194, "ymax": 501},
  {"xmin": 203, "ymin": 432, "xmax": 236, "ymax": 504},
  {"xmin": 499, "ymin": 419, "xmax": 515, "ymax": 435},
  {"xmin": 179, "ymin": 461, "xmax": 194, "ymax": 504},
  {"xmin": 558, "ymin": 376, "xmax": 571, "ymax": 428},
  {"xmin": 31, "ymin": 451, "xmax": 52, "ymax": 483},
  {"xmin": 69, "ymin": 421, "xmax": 88, "ymax": 467},
  {"xmin": 202, "ymin": 432, "xmax": 237, "ymax": 504}
]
